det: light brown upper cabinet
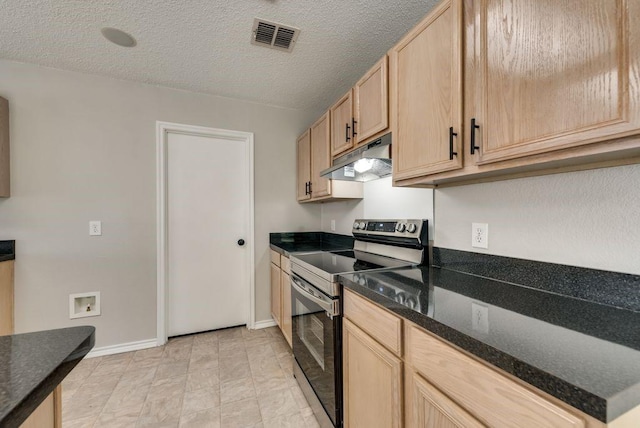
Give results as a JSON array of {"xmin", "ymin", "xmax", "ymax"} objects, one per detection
[
  {"xmin": 390, "ymin": 0, "xmax": 463, "ymax": 182},
  {"xmin": 0, "ymin": 97, "xmax": 9, "ymax": 198},
  {"xmin": 331, "ymin": 56, "xmax": 389, "ymax": 158},
  {"xmin": 330, "ymin": 91, "xmax": 354, "ymax": 157},
  {"xmin": 470, "ymin": 0, "xmax": 640, "ymax": 165},
  {"xmin": 296, "ymin": 130, "xmax": 311, "ymax": 202},
  {"xmin": 296, "ymin": 112, "xmax": 363, "ymax": 203},
  {"xmin": 310, "ymin": 112, "xmax": 332, "ymax": 199},
  {"xmin": 354, "ymin": 56, "xmax": 389, "ymax": 144}
]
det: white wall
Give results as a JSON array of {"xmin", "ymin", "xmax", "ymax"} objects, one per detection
[
  {"xmin": 321, "ymin": 177, "xmax": 434, "ymax": 236},
  {"xmin": 434, "ymin": 165, "xmax": 640, "ymax": 275},
  {"xmin": 0, "ymin": 59, "xmax": 322, "ymax": 348}
]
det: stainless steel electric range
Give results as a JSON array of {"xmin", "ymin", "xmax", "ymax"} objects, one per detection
[{"xmin": 290, "ymin": 219, "xmax": 429, "ymax": 428}]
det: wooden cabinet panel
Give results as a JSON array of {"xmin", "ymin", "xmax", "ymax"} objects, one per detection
[
  {"xmin": 310, "ymin": 112, "xmax": 331, "ymax": 198},
  {"xmin": 408, "ymin": 371, "xmax": 485, "ymax": 428},
  {"xmin": 330, "ymin": 91, "xmax": 354, "ymax": 157},
  {"xmin": 281, "ymin": 271, "xmax": 292, "ymax": 347},
  {"xmin": 354, "ymin": 56, "xmax": 389, "ymax": 144},
  {"xmin": 296, "ymin": 130, "xmax": 311, "ymax": 201},
  {"xmin": 344, "ymin": 289, "xmax": 402, "ymax": 356},
  {"xmin": 473, "ymin": 0, "xmax": 640, "ymax": 165},
  {"xmin": 20, "ymin": 386, "xmax": 61, "ymax": 428},
  {"xmin": 343, "ymin": 318, "xmax": 403, "ymax": 428},
  {"xmin": 269, "ymin": 250, "xmax": 281, "ymax": 267},
  {"xmin": 390, "ymin": 0, "xmax": 463, "ymax": 181},
  {"xmin": 270, "ymin": 263, "xmax": 281, "ymax": 327},
  {"xmin": 0, "ymin": 97, "xmax": 9, "ymax": 198},
  {"xmin": 280, "ymin": 255, "xmax": 291, "ymax": 275},
  {"xmin": 0, "ymin": 260, "xmax": 14, "ymax": 336},
  {"xmin": 406, "ymin": 324, "xmax": 585, "ymax": 428}
]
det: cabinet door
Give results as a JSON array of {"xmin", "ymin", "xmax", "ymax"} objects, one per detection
[
  {"xmin": 270, "ymin": 263, "xmax": 281, "ymax": 327},
  {"xmin": 296, "ymin": 130, "xmax": 311, "ymax": 202},
  {"xmin": 330, "ymin": 91, "xmax": 354, "ymax": 157},
  {"xmin": 390, "ymin": 0, "xmax": 463, "ymax": 181},
  {"xmin": 310, "ymin": 112, "xmax": 332, "ymax": 198},
  {"xmin": 281, "ymin": 271, "xmax": 292, "ymax": 347},
  {"xmin": 0, "ymin": 260, "xmax": 14, "ymax": 336},
  {"xmin": 355, "ymin": 56, "xmax": 389, "ymax": 144},
  {"xmin": 408, "ymin": 371, "xmax": 485, "ymax": 428},
  {"xmin": 473, "ymin": 0, "xmax": 640, "ymax": 164},
  {"xmin": 343, "ymin": 318, "xmax": 402, "ymax": 428}
]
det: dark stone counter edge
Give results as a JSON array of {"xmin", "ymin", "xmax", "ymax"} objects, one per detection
[
  {"xmin": 341, "ymin": 278, "xmax": 614, "ymax": 423},
  {"xmin": 0, "ymin": 240, "xmax": 15, "ymax": 262},
  {"xmin": 3, "ymin": 329, "xmax": 95, "ymax": 428}
]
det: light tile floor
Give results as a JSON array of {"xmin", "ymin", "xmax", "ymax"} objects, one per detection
[{"xmin": 62, "ymin": 326, "xmax": 320, "ymax": 428}]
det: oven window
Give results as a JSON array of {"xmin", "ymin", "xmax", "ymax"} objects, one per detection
[{"xmin": 296, "ymin": 299, "xmax": 325, "ymax": 370}]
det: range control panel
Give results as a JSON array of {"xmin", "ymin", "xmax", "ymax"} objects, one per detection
[{"xmin": 352, "ymin": 219, "xmax": 428, "ymax": 245}]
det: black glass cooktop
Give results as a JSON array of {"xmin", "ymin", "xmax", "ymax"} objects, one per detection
[{"xmin": 293, "ymin": 250, "xmax": 414, "ymax": 275}]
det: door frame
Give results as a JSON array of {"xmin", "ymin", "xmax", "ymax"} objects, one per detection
[{"xmin": 156, "ymin": 121, "xmax": 255, "ymax": 346}]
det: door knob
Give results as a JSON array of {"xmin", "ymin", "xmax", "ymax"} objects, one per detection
[{"xmin": 237, "ymin": 239, "xmax": 245, "ymax": 246}]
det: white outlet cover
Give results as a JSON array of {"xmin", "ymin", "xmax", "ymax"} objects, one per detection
[
  {"xmin": 471, "ymin": 302, "xmax": 489, "ymax": 334},
  {"xmin": 330, "ymin": 219, "xmax": 336, "ymax": 231},
  {"xmin": 89, "ymin": 220, "xmax": 102, "ymax": 236},
  {"xmin": 471, "ymin": 222, "xmax": 488, "ymax": 249}
]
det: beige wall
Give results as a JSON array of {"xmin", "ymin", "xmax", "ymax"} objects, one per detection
[
  {"xmin": 0, "ymin": 59, "xmax": 322, "ymax": 348},
  {"xmin": 434, "ymin": 165, "xmax": 640, "ymax": 275}
]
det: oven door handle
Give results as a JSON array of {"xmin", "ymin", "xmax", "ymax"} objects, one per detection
[{"xmin": 291, "ymin": 276, "xmax": 339, "ymax": 317}]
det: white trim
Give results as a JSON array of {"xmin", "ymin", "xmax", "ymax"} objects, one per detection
[
  {"xmin": 253, "ymin": 319, "xmax": 277, "ymax": 330},
  {"xmin": 86, "ymin": 339, "xmax": 158, "ymax": 358},
  {"xmin": 156, "ymin": 121, "xmax": 256, "ymax": 346}
]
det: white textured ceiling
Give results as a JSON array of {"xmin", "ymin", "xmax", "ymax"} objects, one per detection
[{"xmin": 0, "ymin": 0, "xmax": 439, "ymax": 111}]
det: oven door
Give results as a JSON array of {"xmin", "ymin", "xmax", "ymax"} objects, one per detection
[{"xmin": 291, "ymin": 273, "xmax": 341, "ymax": 427}]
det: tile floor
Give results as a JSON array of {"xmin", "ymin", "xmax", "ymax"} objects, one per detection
[{"xmin": 62, "ymin": 326, "xmax": 320, "ymax": 427}]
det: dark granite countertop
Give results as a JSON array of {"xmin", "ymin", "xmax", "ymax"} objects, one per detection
[
  {"xmin": 0, "ymin": 240, "xmax": 15, "ymax": 262},
  {"xmin": 270, "ymin": 232, "xmax": 353, "ymax": 257},
  {"xmin": 340, "ymin": 256, "xmax": 640, "ymax": 423},
  {"xmin": 0, "ymin": 326, "xmax": 95, "ymax": 427}
]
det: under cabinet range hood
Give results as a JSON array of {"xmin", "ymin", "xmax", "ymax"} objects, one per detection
[{"xmin": 320, "ymin": 133, "xmax": 392, "ymax": 182}]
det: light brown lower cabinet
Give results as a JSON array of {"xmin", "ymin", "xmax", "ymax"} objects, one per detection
[
  {"xmin": 270, "ymin": 261, "xmax": 281, "ymax": 328},
  {"xmin": 20, "ymin": 386, "xmax": 61, "ymax": 428},
  {"xmin": 270, "ymin": 249, "xmax": 292, "ymax": 347},
  {"xmin": 0, "ymin": 260, "xmax": 14, "ymax": 336},
  {"xmin": 344, "ymin": 289, "xmax": 639, "ymax": 428},
  {"xmin": 343, "ymin": 317, "xmax": 403, "ymax": 428}
]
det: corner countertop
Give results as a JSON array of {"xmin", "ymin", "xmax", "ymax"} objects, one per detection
[
  {"xmin": 339, "ymin": 256, "xmax": 640, "ymax": 423},
  {"xmin": 0, "ymin": 240, "xmax": 15, "ymax": 263},
  {"xmin": 269, "ymin": 232, "xmax": 354, "ymax": 257},
  {"xmin": 0, "ymin": 326, "xmax": 95, "ymax": 427}
]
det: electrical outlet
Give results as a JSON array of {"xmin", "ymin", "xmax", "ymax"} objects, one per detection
[
  {"xmin": 471, "ymin": 223, "xmax": 488, "ymax": 248},
  {"xmin": 472, "ymin": 302, "xmax": 489, "ymax": 334},
  {"xmin": 331, "ymin": 219, "xmax": 336, "ymax": 232},
  {"xmin": 89, "ymin": 221, "xmax": 102, "ymax": 236}
]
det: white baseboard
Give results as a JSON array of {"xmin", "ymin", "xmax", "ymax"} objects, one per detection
[
  {"xmin": 86, "ymin": 338, "xmax": 158, "ymax": 358},
  {"xmin": 252, "ymin": 319, "xmax": 277, "ymax": 330}
]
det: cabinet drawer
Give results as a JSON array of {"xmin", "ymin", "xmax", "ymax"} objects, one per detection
[
  {"xmin": 343, "ymin": 289, "xmax": 402, "ymax": 356},
  {"xmin": 406, "ymin": 324, "xmax": 585, "ymax": 428},
  {"xmin": 280, "ymin": 255, "xmax": 291, "ymax": 275},
  {"xmin": 269, "ymin": 249, "xmax": 281, "ymax": 267}
]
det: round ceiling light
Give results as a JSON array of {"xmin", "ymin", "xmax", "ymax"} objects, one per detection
[{"xmin": 101, "ymin": 27, "xmax": 136, "ymax": 48}]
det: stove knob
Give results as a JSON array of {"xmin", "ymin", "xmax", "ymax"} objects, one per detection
[
  {"xmin": 407, "ymin": 223, "xmax": 417, "ymax": 233},
  {"xmin": 358, "ymin": 221, "xmax": 366, "ymax": 230},
  {"xmin": 353, "ymin": 222, "xmax": 360, "ymax": 230},
  {"xmin": 396, "ymin": 223, "xmax": 406, "ymax": 232}
]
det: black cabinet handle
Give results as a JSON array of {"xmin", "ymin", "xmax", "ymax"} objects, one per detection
[
  {"xmin": 345, "ymin": 123, "xmax": 351, "ymax": 142},
  {"xmin": 352, "ymin": 118, "xmax": 357, "ymax": 138},
  {"xmin": 449, "ymin": 127, "xmax": 458, "ymax": 160},
  {"xmin": 308, "ymin": 181, "xmax": 312, "ymax": 194},
  {"xmin": 237, "ymin": 239, "xmax": 245, "ymax": 246},
  {"xmin": 471, "ymin": 118, "xmax": 480, "ymax": 155},
  {"xmin": 305, "ymin": 182, "xmax": 309, "ymax": 195}
]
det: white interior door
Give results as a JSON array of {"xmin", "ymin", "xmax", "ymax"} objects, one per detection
[{"xmin": 167, "ymin": 130, "xmax": 251, "ymax": 337}]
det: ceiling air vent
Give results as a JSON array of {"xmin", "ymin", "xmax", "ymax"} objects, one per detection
[{"xmin": 251, "ymin": 18, "xmax": 300, "ymax": 52}]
